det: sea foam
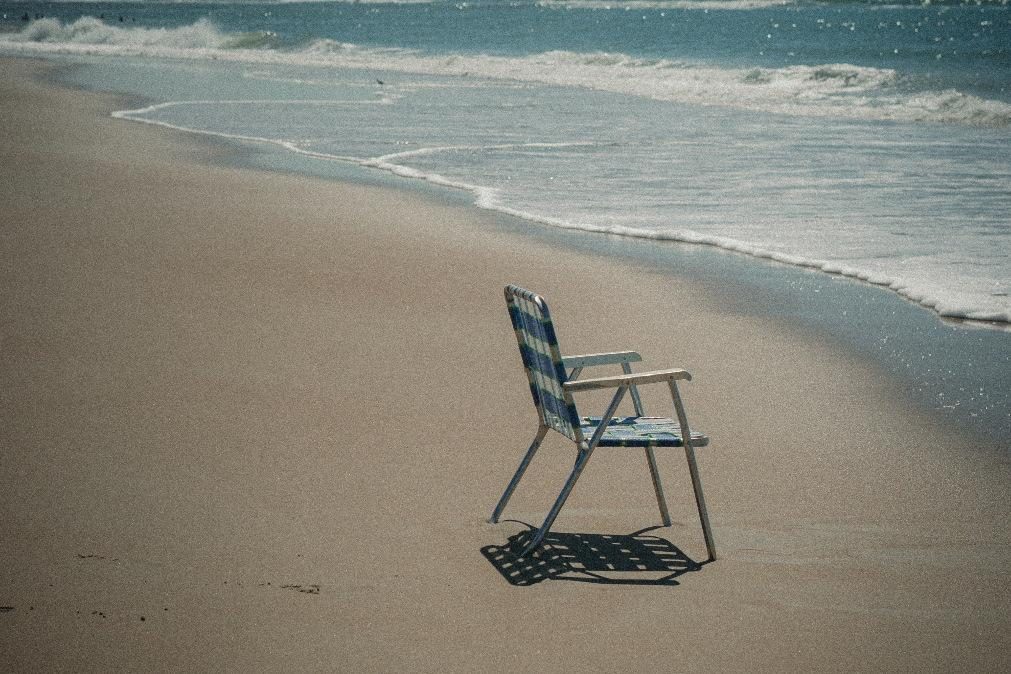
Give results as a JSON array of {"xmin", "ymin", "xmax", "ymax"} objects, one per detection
[
  {"xmin": 13, "ymin": 16, "xmax": 238, "ymax": 49},
  {"xmin": 4, "ymin": 17, "xmax": 1009, "ymax": 127},
  {"xmin": 5, "ymin": 15, "xmax": 1008, "ymax": 326}
]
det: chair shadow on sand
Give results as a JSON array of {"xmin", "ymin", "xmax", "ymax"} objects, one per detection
[{"xmin": 481, "ymin": 525, "xmax": 706, "ymax": 587}]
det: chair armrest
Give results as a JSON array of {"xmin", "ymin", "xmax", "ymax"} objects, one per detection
[
  {"xmin": 563, "ymin": 368, "xmax": 692, "ymax": 392},
  {"xmin": 562, "ymin": 351, "xmax": 642, "ymax": 369}
]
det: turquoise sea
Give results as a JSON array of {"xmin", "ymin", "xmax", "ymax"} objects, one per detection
[{"xmin": 1, "ymin": 0, "xmax": 1009, "ymax": 442}]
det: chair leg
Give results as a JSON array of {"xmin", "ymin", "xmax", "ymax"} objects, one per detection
[
  {"xmin": 520, "ymin": 446, "xmax": 594, "ymax": 556},
  {"xmin": 518, "ymin": 387, "xmax": 627, "ymax": 557},
  {"xmin": 669, "ymin": 381, "xmax": 717, "ymax": 561},
  {"xmin": 644, "ymin": 447, "xmax": 672, "ymax": 526},
  {"xmin": 683, "ymin": 444, "xmax": 716, "ymax": 562},
  {"xmin": 490, "ymin": 425, "xmax": 548, "ymax": 523},
  {"xmin": 624, "ymin": 363, "xmax": 671, "ymax": 525}
]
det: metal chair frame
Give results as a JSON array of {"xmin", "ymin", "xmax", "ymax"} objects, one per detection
[{"xmin": 491, "ymin": 285, "xmax": 716, "ymax": 560}]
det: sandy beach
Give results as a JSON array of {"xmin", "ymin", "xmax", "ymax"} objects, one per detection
[{"xmin": 1, "ymin": 57, "xmax": 1008, "ymax": 671}]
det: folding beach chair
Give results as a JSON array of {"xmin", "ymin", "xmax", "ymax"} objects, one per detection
[{"xmin": 491, "ymin": 285, "xmax": 716, "ymax": 560}]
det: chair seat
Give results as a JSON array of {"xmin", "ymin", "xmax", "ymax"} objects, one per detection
[{"xmin": 581, "ymin": 416, "xmax": 709, "ymax": 448}]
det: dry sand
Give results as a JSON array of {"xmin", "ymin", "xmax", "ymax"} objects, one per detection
[{"xmin": 1, "ymin": 57, "xmax": 1008, "ymax": 672}]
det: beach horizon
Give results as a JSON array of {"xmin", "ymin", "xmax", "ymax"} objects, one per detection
[{"xmin": 1, "ymin": 57, "xmax": 1009, "ymax": 672}]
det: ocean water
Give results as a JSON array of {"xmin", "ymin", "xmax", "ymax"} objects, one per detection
[
  {"xmin": 1, "ymin": 1, "xmax": 1010, "ymax": 439},
  {"xmin": 2, "ymin": 0, "xmax": 1009, "ymax": 326}
]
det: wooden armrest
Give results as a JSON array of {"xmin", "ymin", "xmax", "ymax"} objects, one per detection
[
  {"xmin": 561, "ymin": 351, "xmax": 642, "ymax": 369},
  {"xmin": 563, "ymin": 368, "xmax": 692, "ymax": 392}
]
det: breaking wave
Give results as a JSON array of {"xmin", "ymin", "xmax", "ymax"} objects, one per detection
[
  {"xmin": 3, "ymin": 16, "xmax": 1009, "ymax": 127},
  {"xmin": 5, "ymin": 16, "xmax": 279, "ymax": 51}
]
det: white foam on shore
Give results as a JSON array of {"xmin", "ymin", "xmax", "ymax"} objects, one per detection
[
  {"xmin": 466, "ymin": 190, "xmax": 1011, "ymax": 325},
  {"xmin": 113, "ymin": 96, "xmax": 1011, "ymax": 325},
  {"xmin": 3, "ymin": 17, "xmax": 1010, "ymax": 127},
  {"xmin": 111, "ymin": 100, "xmax": 368, "ymax": 162}
]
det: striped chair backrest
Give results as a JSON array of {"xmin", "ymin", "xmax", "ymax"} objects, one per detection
[{"xmin": 505, "ymin": 285, "xmax": 581, "ymax": 441}]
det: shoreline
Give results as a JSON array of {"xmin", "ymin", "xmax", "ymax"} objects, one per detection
[
  {"xmin": 93, "ymin": 83, "xmax": 1011, "ymax": 445},
  {"xmin": 2, "ymin": 57, "xmax": 1008, "ymax": 671},
  {"xmin": 53, "ymin": 53, "xmax": 1011, "ymax": 333},
  {"xmin": 43, "ymin": 58, "xmax": 1011, "ymax": 444},
  {"xmin": 108, "ymin": 75, "xmax": 1011, "ymax": 332}
]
